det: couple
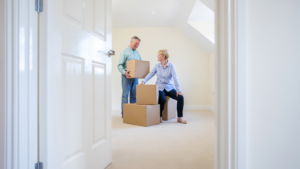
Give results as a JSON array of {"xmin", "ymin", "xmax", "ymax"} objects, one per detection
[{"xmin": 118, "ymin": 36, "xmax": 187, "ymax": 124}]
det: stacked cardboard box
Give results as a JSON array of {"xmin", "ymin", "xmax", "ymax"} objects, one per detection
[
  {"xmin": 136, "ymin": 85, "xmax": 158, "ymax": 105},
  {"xmin": 123, "ymin": 60, "xmax": 177, "ymax": 127},
  {"xmin": 124, "ymin": 85, "xmax": 178, "ymax": 126},
  {"xmin": 123, "ymin": 103, "xmax": 160, "ymax": 127},
  {"xmin": 123, "ymin": 85, "xmax": 160, "ymax": 127}
]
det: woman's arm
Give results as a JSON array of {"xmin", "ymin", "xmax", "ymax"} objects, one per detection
[
  {"xmin": 142, "ymin": 64, "xmax": 157, "ymax": 84},
  {"xmin": 171, "ymin": 64, "xmax": 182, "ymax": 93}
]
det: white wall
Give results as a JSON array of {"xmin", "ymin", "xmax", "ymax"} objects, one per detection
[
  {"xmin": 246, "ymin": 1, "xmax": 300, "ymax": 168},
  {"xmin": 112, "ymin": 27, "xmax": 214, "ymax": 110}
]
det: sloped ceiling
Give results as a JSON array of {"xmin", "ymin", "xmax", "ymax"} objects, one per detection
[
  {"xmin": 176, "ymin": 0, "xmax": 214, "ymax": 53},
  {"xmin": 112, "ymin": 0, "xmax": 215, "ymax": 54},
  {"xmin": 187, "ymin": 0, "xmax": 215, "ymax": 43}
]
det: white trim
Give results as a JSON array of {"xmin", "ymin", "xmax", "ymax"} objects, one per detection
[
  {"xmin": 3, "ymin": 0, "xmax": 39, "ymax": 168},
  {"xmin": 184, "ymin": 105, "xmax": 214, "ymax": 112},
  {"xmin": 208, "ymin": 106, "xmax": 215, "ymax": 113},
  {"xmin": 236, "ymin": 0, "xmax": 247, "ymax": 168},
  {"xmin": 215, "ymin": 0, "xmax": 246, "ymax": 169},
  {"xmin": 112, "ymin": 105, "xmax": 122, "ymax": 111},
  {"xmin": 112, "ymin": 104, "xmax": 215, "ymax": 112},
  {"xmin": 5, "ymin": 1, "xmax": 14, "ymax": 168},
  {"xmin": 0, "ymin": 0, "xmax": 6, "ymax": 168}
]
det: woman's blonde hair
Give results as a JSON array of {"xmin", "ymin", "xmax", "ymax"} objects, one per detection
[{"xmin": 158, "ymin": 49, "xmax": 169, "ymax": 60}]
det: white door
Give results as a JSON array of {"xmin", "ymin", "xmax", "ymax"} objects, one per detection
[{"xmin": 39, "ymin": 0, "xmax": 112, "ymax": 168}]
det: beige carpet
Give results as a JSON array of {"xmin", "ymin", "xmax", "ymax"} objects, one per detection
[{"xmin": 106, "ymin": 110, "xmax": 214, "ymax": 169}]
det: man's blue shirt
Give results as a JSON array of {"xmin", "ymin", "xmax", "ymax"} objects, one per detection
[{"xmin": 118, "ymin": 47, "xmax": 141, "ymax": 75}]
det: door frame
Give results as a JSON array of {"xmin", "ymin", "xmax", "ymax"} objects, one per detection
[
  {"xmin": 0, "ymin": 0, "xmax": 6, "ymax": 167},
  {"xmin": 1, "ymin": 0, "xmax": 247, "ymax": 168},
  {"xmin": 1, "ymin": 0, "xmax": 39, "ymax": 168},
  {"xmin": 215, "ymin": 0, "xmax": 247, "ymax": 169}
]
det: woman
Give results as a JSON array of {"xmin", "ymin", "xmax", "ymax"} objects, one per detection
[{"xmin": 140, "ymin": 49, "xmax": 187, "ymax": 124}]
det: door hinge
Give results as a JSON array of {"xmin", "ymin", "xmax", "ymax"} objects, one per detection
[
  {"xmin": 35, "ymin": 0, "xmax": 43, "ymax": 13},
  {"xmin": 35, "ymin": 162, "xmax": 43, "ymax": 169}
]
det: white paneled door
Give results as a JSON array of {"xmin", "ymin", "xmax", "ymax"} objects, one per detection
[{"xmin": 39, "ymin": 0, "xmax": 112, "ymax": 169}]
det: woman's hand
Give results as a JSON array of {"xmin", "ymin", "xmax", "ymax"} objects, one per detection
[
  {"xmin": 139, "ymin": 81, "xmax": 145, "ymax": 85},
  {"xmin": 177, "ymin": 92, "xmax": 184, "ymax": 97}
]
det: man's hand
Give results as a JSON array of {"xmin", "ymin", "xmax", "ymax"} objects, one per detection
[
  {"xmin": 125, "ymin": 71, "xmax": 131, "ymax": 79},
  {"xmin": 177, "ymin": 92, "xmax": 184, "ymax": 97},
  {"xmin": 139, "ymin": 81, "xmax": 145, "ymax": 85}
]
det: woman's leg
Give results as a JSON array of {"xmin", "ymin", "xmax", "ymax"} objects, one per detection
[
  {"xmin": 165, "ymin": 89, "xmax": 186, "ymax": 124},
  {"xmin": 165, "ymin": 89, "xmax": 184, "ymax": 117},
  {"xmin": 158, "ymin": 90, "xmax": 167, "ymax": 122}
]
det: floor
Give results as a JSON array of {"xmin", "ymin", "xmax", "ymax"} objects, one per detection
[{"xmin": 106, "ymin": 110, "xmax": 214, "ymax": 169}]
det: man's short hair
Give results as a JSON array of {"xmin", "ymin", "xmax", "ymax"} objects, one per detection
[{"xmin": 131, "ymin": 36, "xmax": 141, "ymax": 42}]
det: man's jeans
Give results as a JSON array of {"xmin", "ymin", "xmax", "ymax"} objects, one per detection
[{"xmin": 121, "ymin": 75, "xmax": 139, "ymax": 115}]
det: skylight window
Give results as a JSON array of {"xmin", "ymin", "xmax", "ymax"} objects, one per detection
[{"xmin": 187, "ymin": 0, "xmax": 215, "ymax": 43}]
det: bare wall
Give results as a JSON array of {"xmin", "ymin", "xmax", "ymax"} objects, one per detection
[{"xmin": 246, "ymin": 0, "xmax": 300, "ymax": 168}]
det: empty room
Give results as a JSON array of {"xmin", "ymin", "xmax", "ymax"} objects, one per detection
[{"xmin": 108, "ymin": 0, "xmax": 215, "ymax": 168}]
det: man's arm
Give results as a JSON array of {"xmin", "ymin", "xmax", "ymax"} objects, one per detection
[{"xmin": 117, "ymin": 51, "xmax": 126, "ymax": 75}]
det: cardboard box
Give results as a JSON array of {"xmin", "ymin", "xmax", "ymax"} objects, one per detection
[
  {"xmin": 162, "ymin": 96, "xmax": 177, "ymax": 121},
  {"xmin": 127, "ymin": 60, "xmax": 150, "ymax": 79},
  {"xmin": 136, "ymin": 85, "xmax": 159, "ymax": 105},
  {"xmin": 123, "ymin": 104, "xmax": 160, "ymax": 127}
]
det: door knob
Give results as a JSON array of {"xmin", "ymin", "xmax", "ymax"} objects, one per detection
[{"xmin": 108, "ymin": 50, "xmax": 115, "ymax": 57}]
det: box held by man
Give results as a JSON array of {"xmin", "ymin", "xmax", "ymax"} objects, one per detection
[{"xmin": 127, "ymin": 60, "xmax": 150, "ymax": 79}]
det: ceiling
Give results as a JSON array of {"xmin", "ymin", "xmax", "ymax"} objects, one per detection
[
  {"xmin": 112, "ymin": 0, "xmax": 215, "ymax": 53},
  {"xmin": 112, "ymin": 0, "xmax": 184, "ymax": 27},
  {"xmin": 187, "ymin": 0, "xmax": 215, "ymax": 43}
]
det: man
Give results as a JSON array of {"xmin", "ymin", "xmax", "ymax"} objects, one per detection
[{"xmin": 118, "ymin": 36, "xmax": 141, "ymax": 117}]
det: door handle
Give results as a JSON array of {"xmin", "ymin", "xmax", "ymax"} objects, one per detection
[{"xmin": 108, "ymin": 50, "xmax": 115, "ymax": 57}]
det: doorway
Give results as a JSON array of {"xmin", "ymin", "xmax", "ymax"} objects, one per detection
[
  {"xmin": 108, "ymin": 0, "xmax": 215, "ymax": 168},
  {"xmin": 1, "ymin": 0, "xmax": 246, "ymax": 169}
]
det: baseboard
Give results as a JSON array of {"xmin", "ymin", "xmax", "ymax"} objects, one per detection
[
  {"xmin": 112, "ymin": 104, "xmax": 214, "ymax": 112},
  {"xmin": 184, "ymin": 105, "xmax": 214, "ymax": 112},
  {"xmin": 112, "ymin": 105, "xmax": 122, "ymax": 111}
]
